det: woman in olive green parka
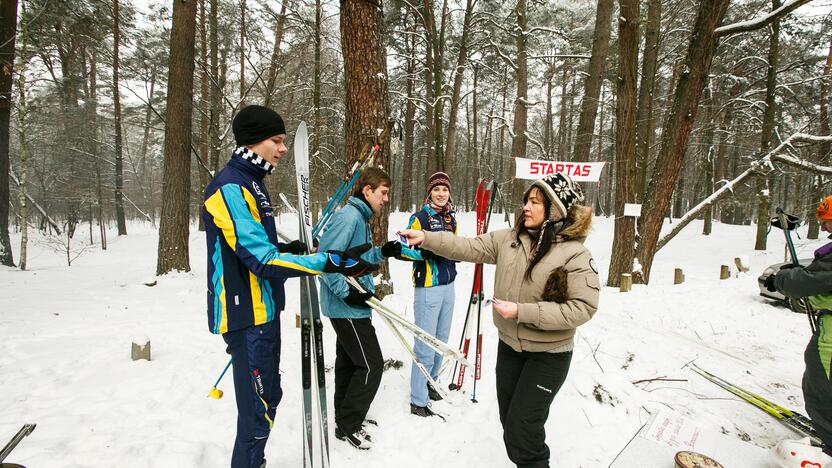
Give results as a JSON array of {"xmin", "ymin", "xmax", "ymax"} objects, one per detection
[{"xmin": 402, "ymin": 172, "xmax": 600, "ymax": 468}]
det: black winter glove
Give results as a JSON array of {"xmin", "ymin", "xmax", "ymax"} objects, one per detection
[
  {"xmin": 279, "ymin": 240, "xmax": 308, "ymax": 255},
  {"xmin": 381, "ymin": 240, "xmax": 402, "ymax": 258},
  {"xmin": 343, "ymin": 285, "xmax": 374, "ymax": 307},
  {"xmin": 323, "ymin": 243, "xmax": 379, "ymax": 277},
  {"xmin": 764, "ymin": 274, "xmax": 777, "ymax": 292}
]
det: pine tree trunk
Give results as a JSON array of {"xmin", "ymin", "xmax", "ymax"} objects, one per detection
[
  {"xmin": 157, "ymin": 0, "xmax": 197, "ymax": 275},
  {"xmin": 340, "ymin": 0, "xmax": 391, "ymax": 290},
  {"xmin": 197, "ymin": 0, "xmax": 209, "ymax": 232},
  {"xmin": 443, "ymin": 0, "xmax": 474, "ymax": 178},
  {"xmin": 498, "ymin": 65, "xmax": 508, "ymax": 186},
  {"xmin": 472, "ymin": 63, "xmax": 479, "ymax": 190},
  {"xmin": 557, "ymin": 59, "xmax": 570, "ymax": 160},
  {"xmin": 113, "ymin": 0, "xmax": 127, "ymax": 235},
  {"xmin": 808, "ymin": 37, "xmax": 832, "ymax": 239},
  {"xmin": 635, "ymin": 0, "xmax": 731, "ymax": 283},
  {"xmin": 634, "ymin": 0, "xmax": 661, "ymax": 202},
  {"xmin": 607, "ymin": 0, "xmax": 640, "ymax": 287},
  {"xmin": 754, "ymin": 0, "xmax": 780, "ymax": 251},
  {"xmin": 572, "ymin": 0, "xmax": 614, "ymax": 165},
  {"xmin": 16, "ymin": 0, "xmax": 27, "ymax": 270},
  {"xmin": 401, "ymin": 14, "xmax": 416, "ymax": 212},
  {"xmin": 544, "ymin": 65, "xmax": 554, "ymax": 159},
  {"xmin": 0, "ymin": 0, "xmax": 18, "ymax": 266},
  {"xmin": 89, "ymin": 49, "xmax": 106, "ymax": 250},
  {"xmin": 264, "ymin": 0, "xmax": 287, "ymax": 108},
  {"xmin": 139, "ymin": 69, "xmax": 156, "ymax": 223},
  {"xmin": 510, "ymin": 0, "xmax": 529, "ymax": 206},
  {"xmin": 702, "ymin": 85, "xmax": 715, "ymax": 235},
  {"xmin": 208, "ymin": 0, "xmax": 221, "ymax": 173},
  {"xmin": 239, "ymin": 0, "xmax": 245, "ymax": 105}
]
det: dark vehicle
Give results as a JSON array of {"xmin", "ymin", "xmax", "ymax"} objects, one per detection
[{"xmin": 758, "ymin": 258, "xmax": 813, "ymax": 312}]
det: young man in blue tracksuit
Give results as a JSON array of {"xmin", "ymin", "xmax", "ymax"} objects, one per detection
[
  {"xmin": 317, "ymin": 167, "xmax": 391, "ymax": 450},
  {"xmin": 202, "ymin": 105, "xmax": 377, "ymax": 468}
]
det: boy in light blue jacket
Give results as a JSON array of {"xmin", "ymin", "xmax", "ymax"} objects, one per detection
[{"xmin": 317, "ymin": 167, "xmax": 390, "ymax": 450}]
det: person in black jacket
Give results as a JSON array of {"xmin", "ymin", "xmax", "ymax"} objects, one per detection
[{"xmin": 765, "ymin": 195, "xmax": 832, "ymax": 459}]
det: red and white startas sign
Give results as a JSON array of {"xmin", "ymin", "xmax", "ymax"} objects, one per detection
[{"xmin": 514, "ymin": 157, "xmax": 606, "ymax": 182}]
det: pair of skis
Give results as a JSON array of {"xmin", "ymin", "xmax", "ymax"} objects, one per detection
[
  {"xmin": 449, "ymin": 179, "xmax": 496, "ymax": 402},
  {"xmin": 690, "ymin": 364, "xmax": 821, "ymax": 445},
  {"xmin": 295, "ymin": 122, "xmax": 330, "ymax": 468},
  {"xmin": 345, "ymin": 276, "xmax": 473, "ymax": 370}
]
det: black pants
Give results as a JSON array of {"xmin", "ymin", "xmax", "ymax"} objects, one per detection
[
  {"xmin": 803, "ymin": 315, "xmax": 832, "ymax": 454},
  {"xmin": 329, "ymin": 317, "xmax": 384, "ymax": 434},
  {"xmin": 496, "ymin": 340, "xmax": 572, "ymax": 468}
]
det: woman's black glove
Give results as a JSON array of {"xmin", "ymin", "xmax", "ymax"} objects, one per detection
[
  {"xmin": 764, "ymin": 274, "xmax": 777, "ymax": 292},
  {"xmin": 279, "ymin": 240, "xmax": 308, "ymax": 255},
  {"xmin": 343, "ymin": 284, "xmax": 374, "ymax": 307},
  {"xmin": 323, "ymin": 243, "xmax": 379, "ymax": 277},
  {"xmin": 381, "ymin": 240, "xmax": 402, "ymax": 258}
]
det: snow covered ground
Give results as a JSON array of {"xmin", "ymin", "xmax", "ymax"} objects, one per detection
[{"xmin": 1, "ymin": 211, "xmax": 826, "ymax": 467}]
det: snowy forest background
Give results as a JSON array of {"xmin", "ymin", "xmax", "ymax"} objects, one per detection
[{"xmin": 0, "ymin": 0, "xmax": 831, "ymax": 286}]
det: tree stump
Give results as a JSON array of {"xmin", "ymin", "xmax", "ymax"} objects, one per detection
[
  {"xmin": 620, "ymin": 273, "xmax": 632, "ymax": 292},
  {"xmin": 674, "ymin": 268, "xmax": 685, "ymax": 285},
  {"xmin": 131, "ymin": 338, "xmax": 151, "ymax": 361},
  {"xmin": 720, "ymin": 265, "xmax": 730, "ymax": 280},
  {"xmin": 734, "ymin": 256, "xmax": 750, "ymax": 273}
]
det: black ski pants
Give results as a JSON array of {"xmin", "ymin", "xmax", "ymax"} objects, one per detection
[
  {"xmin": 496, "ymin": 340, "xmax": 572, "ymax": 468},
  {"xmin": 803, "ymin": 314, "xmax": 832, "ymax": 454},
  {"xmin": 330, "ymin": 317, "xmax": 384, "ymax": 434}
]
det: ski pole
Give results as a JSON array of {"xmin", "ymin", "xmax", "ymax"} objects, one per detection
[
  {"xmin": 208, "ymin": 359, "xmax": 232, "ymax": 399},
  {"xmin": 775, "ymin": 207, "xmax": 817, "ymax": 332},
  {"xmin": 471, "ymin": 181, "xmax": 496, "ymax": 403},
  {"xmin": 450, "ymin": 263, "xmax": 479, "ymax": 391},
  {"xmin": 0, "ymin": 424, "xmax": 36, "ymax": 463}
]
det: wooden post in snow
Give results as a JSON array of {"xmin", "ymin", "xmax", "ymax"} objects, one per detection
[
  {"xmin": 674, "ymin": 268, "xmax": 685, "ymax": 285},
  {"xmin": 620, "ymin": 273, "xmax": 632, "ymax": 292}
]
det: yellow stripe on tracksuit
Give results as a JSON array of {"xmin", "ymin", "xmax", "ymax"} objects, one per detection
[
  {"xmin": 410, "ymin": 217, "xmax": 423, "ymax": 284},
  {"xmin": 409, "ymin": 217, "xmax": 432, "ymax": 286},
  {"xmin": 242, "ymin": 189, "xmax": 269, "ymax": 326},
  {"xmin": 205, "ymin": 190, "xmax": 238, "ymax": 250},
  {"xmin": 219, "ymin": 276, "xmax": 228, "ymax": 334},
  {"xmin": 259, "ymin": 395, "xmax": 274, "ymax": 429},
  {"xmin": 205, "ymin": 184, "xmax": 326, "ymax": 333}
]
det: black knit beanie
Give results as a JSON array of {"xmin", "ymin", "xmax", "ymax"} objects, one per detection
[{"xmin": 232, "ymin": 105, "xmax": 286, "ymax": 146}]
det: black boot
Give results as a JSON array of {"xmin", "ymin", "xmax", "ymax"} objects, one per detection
[
  {"xmin": 410, "ymin": 403, "xmax": 446, "ymax": 421},
  {"xmin": 335, "ymin": 426, "xmax": 373, "ymax": 450},
  {"xmin": 427, "ymin": 383, "xmax": 443, "ymax": 401}
]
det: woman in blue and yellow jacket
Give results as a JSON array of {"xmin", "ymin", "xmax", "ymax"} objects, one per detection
[{"xmin": 404, "ymin": 171, "xmax": 458, "ymax": 417}]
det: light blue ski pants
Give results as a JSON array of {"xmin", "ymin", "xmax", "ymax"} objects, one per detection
[{"xmin": 411, "ymin": 282, "xmax": 455, "ymax": 407}]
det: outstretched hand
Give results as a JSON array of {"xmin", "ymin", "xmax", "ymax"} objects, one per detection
[{"xmin": 399, "ymin": 229, "xmax": 426, "ymax": 247}]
